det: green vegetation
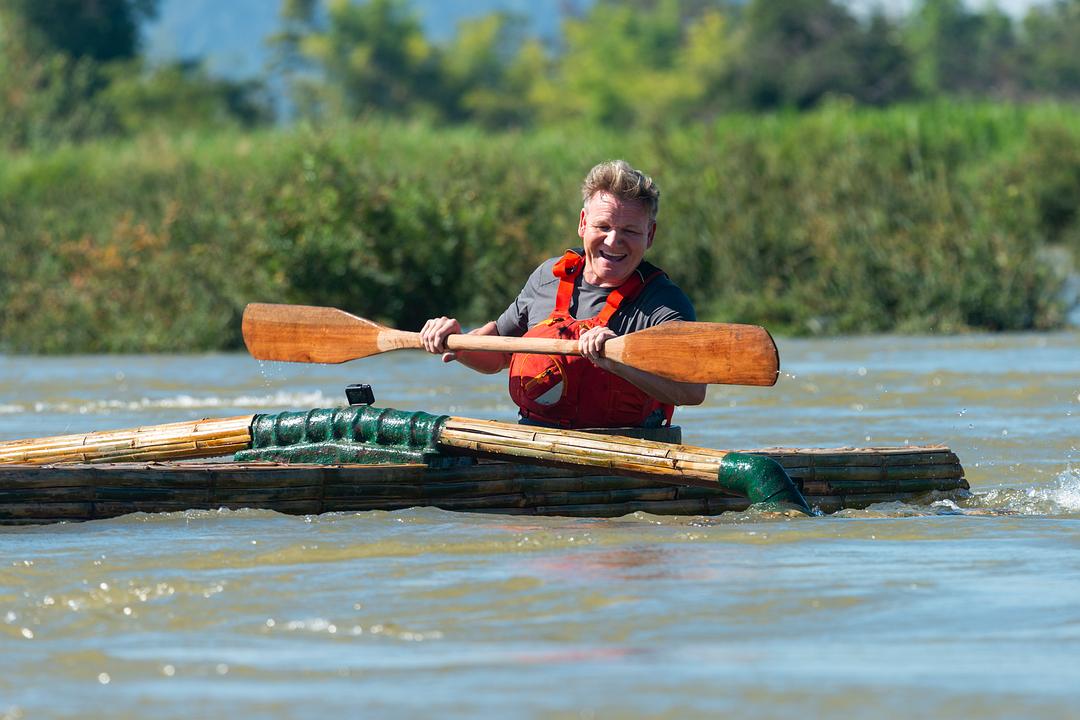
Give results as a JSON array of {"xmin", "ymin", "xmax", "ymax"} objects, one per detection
[
  {"xmin": 6, "ymin": 0, "xmax": 1080, "ymax": 150},
  {"xmin": 1, "ymin": 103, "xmax": 1075, "ymax": 353},
  {"xmin": 273, "ymin": 0, "xmax": 1080, "ymax": 128},
  {"xmin": 0, "ymin": 0, "xmax": 270, "ymax": 150},
  {"xmin": 2, "ymin": 0, "xmax": 1080, "ymax": 352}
]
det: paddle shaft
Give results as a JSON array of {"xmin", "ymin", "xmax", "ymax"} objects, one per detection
[
  {"xmin": 242, "ymin": 303, "xmax": 780, "ymax": 386},
  {"xmin": 381, "ymin": 328, "xmax": 577, "ymax": 355}
]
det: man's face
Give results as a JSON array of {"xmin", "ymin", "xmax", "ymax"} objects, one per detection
[{"xmin": 578, "ymin": 192, "xmax": 655, "ymax": 288}]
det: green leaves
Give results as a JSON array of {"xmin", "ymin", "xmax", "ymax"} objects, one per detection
[{"xmin": 0, "ymin": 106, "xmax": 1074, "ymax": 353}]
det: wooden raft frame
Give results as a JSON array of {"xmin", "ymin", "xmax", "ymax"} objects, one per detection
[{"xmin": 0, "ymin": 445, "xmax": 966, "ymax": 525}]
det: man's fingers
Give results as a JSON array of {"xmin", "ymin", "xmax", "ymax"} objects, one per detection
[
  {"xmin": 420, "ymin": 317, "xmax": 461, "ymax": 354},
  {"xmin": 578, "ymin": 327, "xmax": 615, "ymax": 365},
  {"xmin": 420, "ymin": 319, "xmax": 437, "ymax": 353}
]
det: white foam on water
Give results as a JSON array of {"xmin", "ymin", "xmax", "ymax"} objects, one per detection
[
  {"xmin": 137, "ymin": 390, "xmax": 335, "ymax": 410},
  {"xmin": 0, "ymin": 390, "xmax": 337, "ymax": 415},
  {"xmin": 827, "ymin": 467, "xmax": 1080, "ymax": 519},
  {"xmin": 930, "ymin": 498, "xmax": 962, "ymax": 512},
  {"xmin": 977, "ymin": 466, "xmax": 1080, "ymax": 515},
  {"xmin": 1026, "ymin": 466, "xmax": 1080, "ymax": 512}
]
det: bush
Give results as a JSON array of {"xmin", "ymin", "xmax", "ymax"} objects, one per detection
[{"xmin": 0, "ymin": 103, "xmax": 1072, "ymax": 353}]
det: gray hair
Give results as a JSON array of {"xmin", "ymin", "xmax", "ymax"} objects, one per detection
[{"xmin": 581, "ymin": 160, "xmax": 659, "ymax": 221}]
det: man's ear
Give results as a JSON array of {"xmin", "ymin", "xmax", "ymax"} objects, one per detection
[
  {"xmin": 646, "ymin": 221, "xmax": 656, "ymax": 249},
  {"xmin": 577, "ymin": 207, "xmax": 588, "ymax": 238}
]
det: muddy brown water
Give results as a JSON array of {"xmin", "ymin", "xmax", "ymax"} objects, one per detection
[{"xmin": 1, "ymin": 333, "xmax": 1078, "ymax": 718}]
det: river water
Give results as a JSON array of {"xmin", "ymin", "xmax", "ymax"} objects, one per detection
[{"xmin": 1, "ymin": 333, "xmax": 1078, "ymax": 719}]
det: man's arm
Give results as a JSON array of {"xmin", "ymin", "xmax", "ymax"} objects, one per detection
[
  {"xmin": 578, "ymin": 326, "xmax": 707, "ymax": 406},
  {"xmin": 419, "ymin": 318, "xmax": 510, "ymax": 374}
]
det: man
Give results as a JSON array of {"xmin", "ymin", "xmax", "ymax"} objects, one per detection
[{"xmin": 420, "ymin": 160, "xmax": 706, "ymax": 428}]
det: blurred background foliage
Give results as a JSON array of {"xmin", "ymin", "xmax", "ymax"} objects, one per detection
[
  {"xmin": 7, "ymin": 0, "xmax": 1080, "ymax": 143},
  {"xmin": 1, "ymin": 0, "xmax": 1080, "ymax": 352}
]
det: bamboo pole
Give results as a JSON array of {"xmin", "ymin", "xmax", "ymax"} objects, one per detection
[
  {"xmin": 439, "ymin": 417, "xmax": 730, "ymax": 487},
  {"xmin": 0, "ymin": 416, "xmax": 255, "ymax": 465}
]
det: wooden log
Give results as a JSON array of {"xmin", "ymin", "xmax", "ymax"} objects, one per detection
[
  {"xmin": 326, "ymin": 500, "xmax": 418, "ymax": 512},
  {"xmin": 681, "ymin": 485, "xmax": 784, "ymax": 501},
  {"xmin": 480, "ymin": 474, "xmax": 659, "ymax": 495},
  {"xmin": 322, "ymin": 483, "xmax": 428, "ymax": 500},
  {"xmin": 0, "ymin": 518, "xmax": 73, "ymax": 526},
  {"xmin": 782, "ymin": 464, "xmax": 964, "ymax": 483},
  {"xmin": 89, "ymin": 500, "xmax": 324, "ymax": 517},
  {"xmin": 205, "ymin": 466, "xmax": 328, "ymax": 489},
  {"xmin": 0, "ymin": 487, "xmax": 94, "ymax": 502},
  {"xmin": 332, "ymin": 494, "xmax": 530, "ymax": 511},
  {"xmin": 819, "ymin": 476, "xmax": 970, "ymax": 492},
  {"xmin": 0, "ymin": 503, "xmax": 94, "ymax": 520},
  {"xmin": 704, "ymin": 496, "xmax": 761, "ymax": 513},
  {"xmin": 92, "ymin": 487, "xmax": 212, "ymax": 503},
  {"xmin": 210, "ymin": 487, "xmax": 324, "ymax": 504},
  {"xmin": 323, "ymin": 474, "xmax": 663, "ymax": 501},
  {"xmin": 523, "ymin": 487, "xmax": 679, "ymax": 506},
  {"xmin": 745, "ymin": 446, "xmax": 959, "ymax": 466},
  {"xmin": 0, "ymin": 430, "xmax": 968, "ymax": 524},
  {"xmin": 831, "ymin": 491, "xmax": 933, "ymax": 508},
  {"xmin": 533, "ymin": 499, "xmax": 714, "ymax": 517}
]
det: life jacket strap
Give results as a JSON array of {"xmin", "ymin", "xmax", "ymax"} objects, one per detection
[{"xmin": 550, "ymin": 249, "xmax": 665, "ymax": 325}]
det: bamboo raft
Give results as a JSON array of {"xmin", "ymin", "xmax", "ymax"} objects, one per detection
[{"xmin": 0, "ymin": 405, "xmax": 967, "ymax": 524}]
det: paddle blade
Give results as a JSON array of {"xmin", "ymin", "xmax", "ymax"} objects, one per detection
[
  {"xmin": 242, "ymin": 303, "xmax": 391, "ymax": 364},
  {"xmin": 607, "ymin": 321, "xmax": 780, "ymax": 386}
]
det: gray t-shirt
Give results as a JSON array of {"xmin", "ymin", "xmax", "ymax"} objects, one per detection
[{"xmin": 495, "ymin": 253, "xmax": 696, "ymax": 337}]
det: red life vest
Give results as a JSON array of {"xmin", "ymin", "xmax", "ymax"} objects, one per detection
[{"xmin": 507, "ymin": 250, "xmax": 676, "ymax": 429}]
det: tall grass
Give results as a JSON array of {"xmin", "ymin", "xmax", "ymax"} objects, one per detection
[{"xmin": 1, "ymin": 102, "xmax": 1076, "ymax": 353}]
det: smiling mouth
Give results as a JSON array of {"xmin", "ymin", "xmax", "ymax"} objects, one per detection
[{"xmin": 599, "ymin": 250, "xmax": 627, "ymax": 262}]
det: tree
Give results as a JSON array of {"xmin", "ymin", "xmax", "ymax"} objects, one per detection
[
  {"xmin": 275, "ymin": 0, "xmax": 443, "ymax": 120},
  {"xmin": 2, "ymin": 0, "xmax": 158, "ymax": 61},
  {"xmin": 1, "ymin": 0, "xmax": 270, "ymax": 149},
  {"xmin": 907, "ymin": 0, "xmax": 966, "ymax": 95},
  {"xmin": 545, "ymin": 0, "xmax": 736, "ymax": 126},
  {"xmin": 1019, "ymin": 0, "xmax": 1080, "ymax": 97},
  {"xmin": 441, "ymin": 12, "xmax": 536, "ymax": 126},
  {"xmin": 0, "ymin": 0, "xmax": 156, "ymax": 146},
  {"xmin": 101, "ymin": 60, "xmax": 274, "ymax": 133},
  {"xmin": 732, "ymin": 0, "xmax": 865, "ymax": 110},
  {"xmin": 971, "ymin": 6, "xmax": 1018, "ymax": 97},
  {"xmin": 848, "ymin": 11, "xmax": 915, "ymax": 106}
]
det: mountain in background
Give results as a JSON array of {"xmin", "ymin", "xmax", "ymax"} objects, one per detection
[{"xmin": 144, "ymin": 0, "xmax": 574, "ymax": 78}]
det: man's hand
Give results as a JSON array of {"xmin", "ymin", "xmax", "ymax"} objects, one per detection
[
  {"xmin": 420, "ymin": 316, "xmax": 462, "ymax": 362},
  {"xmin": 578, "ymin": 324, "xmax": 707, "ymax": 407},
  {"xmin": 419, "ymin": 318, "xmax": 509, "ymax": 373},
  {"xmin": 578, "ymin": 325, "xmax": 617, "ymax": 367}
]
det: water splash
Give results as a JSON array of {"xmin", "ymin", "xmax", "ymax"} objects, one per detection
[
  {"xmin": 974, "ymin": 466, "xmax": 1080, "ymax": 516},
  {"xmin": 824, "ymin": 467, "xmax": 1080, "ymax": 519}
]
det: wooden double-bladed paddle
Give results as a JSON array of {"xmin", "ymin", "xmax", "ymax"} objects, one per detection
[{"xmin": 241, "ymin": 303, "xmax": 780, "ymax": 386}]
